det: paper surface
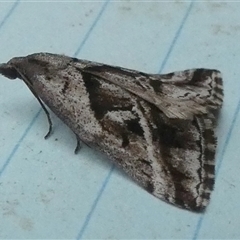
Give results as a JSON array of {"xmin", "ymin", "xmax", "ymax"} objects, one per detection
[{"xmin": 0, "ymin": 1, "xmax": 239, "ymax": 239}]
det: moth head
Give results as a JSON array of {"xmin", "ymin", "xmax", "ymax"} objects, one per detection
[
  {"xmin": 0, "ymin": 62, "xmax": 22, "ymax": 80},
  {"xmin": 0, "ymin": 56, "xmax": 40, "ymax": 82},
  {"xmin": 0, "ymin": 53, "xmax": 71, "ymax": 83}
]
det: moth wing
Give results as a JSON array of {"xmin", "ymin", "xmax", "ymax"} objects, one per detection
[{"xmin": 80, "ymin": 64, "xmax": 223, "ymax": 119}]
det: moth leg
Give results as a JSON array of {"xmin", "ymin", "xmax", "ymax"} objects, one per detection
[
  {"xmin": 42, "ymin": 104, "xmax": 53, "ymax": 139},
  {"xmin": 34, "ymin": 96, "xmax": 53, "ymax": 139},
  {"xmin": 27, "ymin": 87, "xmax": 53, "ymax": 139},
  {"xmin": 74, "ymin": 134, "xmax": 82, "ymax": 154},
  {"xmin": 74, "ymin": 134, "xmax": 92, "ymax": 154}
]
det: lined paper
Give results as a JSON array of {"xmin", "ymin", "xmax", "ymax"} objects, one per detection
[{"xmin": 0, "ymin": 1, "xmax": 239, "ymax": 239}]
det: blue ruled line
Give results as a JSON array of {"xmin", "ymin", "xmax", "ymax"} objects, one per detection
[
  {"xmin": 74, "ymin": 0, "xmax": 110, "ymax": 57},
  {"xmin": 192, "ymin": 99, "xmax": 240, "ymax": 240},
  {"xmin": 0, "ymin": 0, "xmax": 20, "ymax": 176},
  {"xmin": 159, "ymin": 0, "xmax": 194, "ymax": 73},
  {"xmin": 76, "ymin": 1, "xmax": 195, "ymax": 239},
  {"xmin": 76, "ymin": 164, "xmax": 114, "ymax": 240},
  {"xmin": 0, "ymin": 0, "xmax": 19, "ymax": 31},
  {"xmin": 0, "ymin": 110, "xmax": 42, "ymax": 176}
]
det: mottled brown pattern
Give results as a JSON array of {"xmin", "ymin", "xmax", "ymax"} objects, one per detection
[{"xmin": 0, "ymin": 52, "xmax": 223, "ymax": 212}]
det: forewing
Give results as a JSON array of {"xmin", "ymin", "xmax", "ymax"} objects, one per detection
[{"xmin": 80, "ymin": 63, "xmax": 223, "ymax": 119}]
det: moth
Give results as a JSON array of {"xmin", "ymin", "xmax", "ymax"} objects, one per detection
[{"xmin": 0, "ymin": 53, "xmax": 223, "ymax": 212}]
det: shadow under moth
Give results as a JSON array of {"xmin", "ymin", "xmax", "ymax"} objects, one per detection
[{"xmin": 0, "ymin": 53, "xmax": 223, "ymax": 212}]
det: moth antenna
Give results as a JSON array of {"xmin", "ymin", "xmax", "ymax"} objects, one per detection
[
  {"xmin": 13, "ymin": 67, "xmax": 53, "ymax": 139},
  {"xmin": 26, "ymin": 84, "xmax": 53, "ymax": 139}
]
